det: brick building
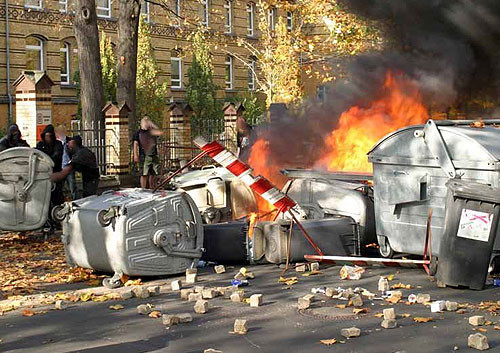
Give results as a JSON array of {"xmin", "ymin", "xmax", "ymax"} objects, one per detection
[{"xmin": 0, "ymin": 0, "xmax": 332, "ymax": 133}]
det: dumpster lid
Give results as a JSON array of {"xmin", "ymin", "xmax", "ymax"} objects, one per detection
[
  {"xmin": 368, "ymin": 120, "xmax": 500, "ymax": 168},
  {"xmin": 446, "ymin": 179, "xmax": 500, "ymax": 204},
  {"xmin": 171, "ymin": 167, "xmax": 234, "ymax": 187}
]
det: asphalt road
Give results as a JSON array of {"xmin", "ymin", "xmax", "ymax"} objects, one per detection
[{"xmin": 1, "ymin": 264, "xmax": 500, "ymax": 353}]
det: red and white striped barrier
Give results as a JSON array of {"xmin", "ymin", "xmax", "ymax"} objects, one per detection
[
  {"xmin": 193, "ymin": 137, "xmax": 296, "ymax": 212},
  {"xmin": 304, "ymin": 255, "xmax": 429, "ymax": 268}
]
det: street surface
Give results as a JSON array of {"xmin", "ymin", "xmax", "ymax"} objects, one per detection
[{"xmin": 1, "ymin": 263, "xmax": 500, "ymax": 353}]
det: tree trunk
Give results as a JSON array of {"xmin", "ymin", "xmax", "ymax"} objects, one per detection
[
  {"xmin": 73, "ymin": 0, "xmax": 104, "ymax": 134},
  {"xmin": 117, "ymin": 0, "xmax": 141, "ymax": 130}
]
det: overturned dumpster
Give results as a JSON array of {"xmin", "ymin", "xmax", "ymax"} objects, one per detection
[
  {"xmin": 0, "ymin": 147, "xmax": 53, "ymax": 231},
  {"xmin": 368, "ymin": 119, "xmax": 500, "ymax": 259},
  {"xmin": 55, "ymin": 189, "xmax": 203, "ymax": 283}
]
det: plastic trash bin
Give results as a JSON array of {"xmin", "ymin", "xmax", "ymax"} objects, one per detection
[{"xmin": 436, "ymin": 179, "xmax": 500, "ymax": 290}]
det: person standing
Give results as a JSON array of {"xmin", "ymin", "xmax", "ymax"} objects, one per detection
[
  {"xmin": 50, "ymin": 136, "xmax": 100, "ymax": 198},
  {"xmin": 132, "ymin": 117, "xmax": 163, "ymax": 189},
  {"xmin": 36, "ymin": 124, "xmax": 64, "ymax": 206},
  {"xmin": 0, "ymin": 124, "xmax": 29, "ymax": 152},
  {"xmin": 55, "ymin": 125, "xmax": 77, "ymax": 200}
]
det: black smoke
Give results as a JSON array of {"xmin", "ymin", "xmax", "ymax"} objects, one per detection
[{"xmin": 248, "ymin": 0, "xmax": 500, "ymax": 171}]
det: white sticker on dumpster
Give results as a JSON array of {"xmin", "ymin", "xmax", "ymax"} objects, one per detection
[{"xmin": 456, "ymin": 209, "xmax": 493, "ymax": 242}]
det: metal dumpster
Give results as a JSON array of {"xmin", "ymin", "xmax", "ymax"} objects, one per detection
[
  {"xmin": 55, "ymin": 188, "xmax": 203, "ymax": 279},
  {"xmin": 368, "ymin": 119, "xmax": 500, "ymax": 258},
  {"xmin": 172, "ymin": 166, "xmax": 257, "ymax": 223},
  {"xmin": 0, "ymin": 147, "xmax": 53, "ymax": 231},
  {"xmin": 281, "ymin": 169, "xmax": 376, "ymax": 248}
]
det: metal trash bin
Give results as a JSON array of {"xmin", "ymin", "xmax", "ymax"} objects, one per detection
[
  {"xmin": 436, "ymin": 179, "xmax": 500, "ymax": 290},
  {"xmin": 56, "ymin": 188, "xmax": 203, "ymax": 278},
  {"xmin": 0, "ymin": 147, "xmax": 53, "ymax": 231},
  {"xmin": 368, "ymin": 119, "xmax": 500, "ymax": 258}
]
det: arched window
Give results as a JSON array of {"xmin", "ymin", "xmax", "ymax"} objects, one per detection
[
  {"xmin": 26, "ymin": 36, "xmax": 44, "ymax": 71},
  {"xmin": 225, "ymin": 55, "xmax": 233, "ymax": 90},
  {"xmin": 60, "ymin": 42, "xmax": 70, "ymax": 85},
  {"xmin": 248, "ymin": 56, "xmax": 256, "ymax": 91}
]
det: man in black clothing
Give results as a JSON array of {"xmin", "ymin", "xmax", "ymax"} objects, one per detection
[
  {"xmin": 50, "ymin": 136, "xmax": 100, "ymax": 198},
  {"xmin": 36, "ymin": 124, "xmax": 64, "ymax": 205},
  {"xmin": 0, "ymin": 124, "xmax": 29, "ymax": 152}
]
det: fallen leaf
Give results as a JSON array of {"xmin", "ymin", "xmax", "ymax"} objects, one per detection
[
  {"xmin": 477, "ymin": 328, "xmax": 488, "ymax": 332},
  {"xmin": 375, "ymin": 313, "xmax": 384, "ymax": 318},
  {"xmin": 80, "ymin": 293, "xmax": 93, "ymax": 302},
  {"xmin": 387, "ymin": 274, "xmax": 395, "ymax": 281},
  {"xmin": 120, "ymin": 274, "xmax": 130, "ymax": 284},
  {"xmin": 336, "ymin": 304, "xmax": 347, "ymax": 309},
  {"xmin": 148, "ymin": 311, "xmax": 162, "ymax": 318},
  {"xmin": 124, "ymin": 279, "xmax": 142, "ymax": 287},
  {"xmin": 493, "ymin": 325, "xmax": 500, "ymax": 330},
  {"xmin": 353, "ymin": 308, "xmax": 367, "ymax": 314},
  {"xmin": 414, "ymin": 317, "xmax": 434, "ymax": 323},
  {"xmin": 92, "ymin": 296, "xmax": 109, "ymax": 302},
  {"xmin": 391, "ymin": 283, "xmax": 412, "ymax": 290},
  {"xmin": 320, "ymin": 338, "xmax": 337, "ymax": 346},
  {"xmin": 278, "ymin": 277, "xmax": 298, "ymax": 286},
  {"xmin": 22, "ymin": 309, "xmax": 35, "ymax": 317},
  {"xmin": 401, "ymin": 313, "xmax": 411, "ymax": 318},
  {"xmin": 386, "ymin": 296, "xmax": 400, "ymax": 304},
  {"xmin": 302, "ymin": 270, "xmax": 322, "ymax": 277},
  {"xmin": 109, "ymin": 304, "xmax": 124, "ymax": 310}
]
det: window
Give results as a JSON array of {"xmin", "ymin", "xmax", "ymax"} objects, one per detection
[
  {"xmin": 171, "ymin": 57, "xmax": 182, "ymax": 88},
  {"xmin": 141, "ymin": 0, "xmax": 150, "ymax": 22},
  {"xmin": 59, "ymin": 0, "xmax": 67, "ymax": 13},
  {"xmin": 225, "ymin": 55, "xmax": 233, "ymax": 90},
  {"xmin": 317, "ymin": 85, "xmax": 328, "ymax": 102},
  {"xmin": 60, "ymin": 42, "xmax": 70, "ymax": 85},
  {"xmin": 248, "ymin": 57, "xmax": 256, "ymax": 91},
  {"xmin": 269, "ymin": 7, "xmax": 276, "ymax": 30},
  {"xmin": 247, "ymin": 3, "xmax": 254, "ymax": 36},
  {"xmin": 25, "ymin": 0, "xmax": 42, "ymax": 10},
  {"xmin": 26, "ymin": 37, "xmax": 44, "ymax": 71},
  {"xmin": 174, "ymin": 0, "xmax": 181, "ymax": 16},
  {"xmin": 286, "ymin": 11, "xmax": 293, "ymax": 31},
  {"xmin": 224, "ymin": 0, "xmax": 232, "ymax": 33},
  {"xmin": 97, "ymin": 0, "xmax": 111, "ymax": 18},
  {"xmin": 200, "ymin": 0, "xmax": 209, "ymax": 27}
]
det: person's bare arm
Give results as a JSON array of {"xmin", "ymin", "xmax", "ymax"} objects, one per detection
[
  {"xmin": 50, "ymin": 165, "xmax": 73, "ymax": 183},
  {"xmin": 133, "ymin": 141, "xmax": 140, "ymax": 163}
]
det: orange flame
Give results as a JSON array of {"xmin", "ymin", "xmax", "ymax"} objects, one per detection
[
  {"xmin": 316, "ymin": 71, "xmax": 429, "ymax": 172},
  {"xmin": 247, "ymin": 212, "xmax": 258, "ymax": 238}
]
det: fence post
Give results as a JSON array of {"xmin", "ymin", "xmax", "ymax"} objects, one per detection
[
  {"xmin": 103, "ymin": 102, "xmax": 130, "ymax": 176},
  {"xmin": 12, "ymin": 70, "xmax": 54, "ymax": 148},
  {"xmin": 167, "ymin": 102, "xmax": 192, "ymax": 161}
]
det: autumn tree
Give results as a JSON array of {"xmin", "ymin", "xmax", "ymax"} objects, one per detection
[
  {"xmin": 100, "ymin": 32, "xmax": 117, "ymax": 103},
  {"xmin": 73, "ymin": 0, "xmax": 104, "ymax": 129},
  {"xmin": 136, "ymin": 17, "xmax": 168, "ymax": 127},
  {"xmin": 185, "ymin": 31, "xmax": 223, "ymax": 136}
]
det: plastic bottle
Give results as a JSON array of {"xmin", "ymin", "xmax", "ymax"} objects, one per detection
[{"xmin": 378, "ymin": 276, "xmax": 389, "ymax": 292}]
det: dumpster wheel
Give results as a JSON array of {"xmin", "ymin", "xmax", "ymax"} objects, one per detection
[
  {"xmin": 103, "ymin": 276, "xmax": 122, "ymax": 289},
  {"xmin": 379, "ymin": 237, "xmax": 394, "ymax": 258}
]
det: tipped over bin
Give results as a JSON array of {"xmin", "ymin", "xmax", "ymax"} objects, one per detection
[{"xmin": 436, "ymin": 179, "xmax": 500, "ymax": 290}]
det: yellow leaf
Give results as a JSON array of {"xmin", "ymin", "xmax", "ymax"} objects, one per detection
[
  {"xmin": 92, "ymin": 295, "xmax": 109, "ymax": 302},
  {"xmin": 493, "ymin": 325, "xmax": 500, "ymax": 330},
  {"xmin": 22, "ymin": 309, "xmax": 35, "ymax": 317},
  {"xmin": 148, "ymin": 311, "xmax": 162, "ymax": 318},
  {"xmin": 387, "ymin": 274, "xmax": 395, "ymax": 281},
  {"xmin": 120, "ymin": 274, "xmax": 130, "ymax": 284},
  {"xmin": 477, "ymin": 328, "xmax": 488, "ymax": 333},
  {"xmin": 353, "ymin": 308, "xmax": 367, "ymax": 314},
  {"xmin": 386, "ymin": 296, "xmax": 400, "ymax": 304},
  {"xmin": 391, "ymin": 283, "xmax": 412, "ymax": 290},
  {"xmin": 124, "ymin": 279, "xmax": 142, "ymax": 287},
  {"xmin": 374, "ymin": 313, "xmax": 384, "ymax": 318},
  {"xmin": 414, "ymin": 317, "xmax": 434, "ymax": 323},
  {"xmin": 336, "ymin": 304, "xmax": 347, "ymax": 309},
  {"xmin": 109, "ymin": 305, "xmax": 124, "ymax": 310},
  {"xmin": 80, "ymin": 293, "xmax": 93, "ymax": 302},
  {"xmin": 320, "ymin": 338, "xmax": 337, "ymax": 345},
  {"xmin": 401, "ymin": 313, "xmax": 411, "ymax": 318}
]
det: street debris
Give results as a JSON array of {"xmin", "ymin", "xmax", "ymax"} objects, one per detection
[
  {"xmin": 204, "ymin": 349, "xmax": 222, "ymax": 353},
  {"xmin": 416, "ymin": 293, "xmax": 431, "ymax": 304},
  {"xmin": 137, "ymin": 304, "xmax": 153, "ymax": 315},
  {"xmin": 381, "ymin": 319, "xmax": 397, "ymax": 329},
  {"xmin": 340, "ymin": 265, "xmax": 365, "ymax": 280},
  {"xmin": 171, "ymin": 280, "xmax": 182, "ymax": 291},
  {"xmin": 383, "ymin": 308, "xmax": 396, "ymax": 320},
  {"xmin": 188, "ymin": 292, "xmax": 203, "ymax": 302},
  {"xmin": 132, "ymin": 286, "xmax": 150, "ymax": 299},
  {"xmin": 430, "ymin": 301, "xmax": 446, "ymax": 313},
  {"xmin": 148, "ymin": 286, "xmax": 160, "ymax": 296},
  {"xmin": 468, "ymin": 333, "xmax": 489, "ymax": 351},
  {"xmin": 120, "ymin": 289, "xmax": 134, "ymax": 300},
  {"xmin": 180, "ymin": 288, "xmax": 194, "ymax": 300},
  {"xmin": 234, "ymin": 267, "xmax": 255, "ymax": 280},
  {"xmin": 320, "ymin": 338, "xmax": 337, "ymax": 346},
  {"xmin": 341, "ymin": 327, "xmax": 361, "ymax": 338},
  {"xmin": 378, "ymin": 276, "xmax": 390, "ymax": 292},
  {"xmin": 310, "ymin": 262, "xmax": 320, "ymax": 272},
  {"xmin": 194, "ymin": 300, "xmax": 209, "ymax": 314},
  {"xmin": 109, "ymin": 304, "xmax": 124, "ymax": 310},
  {"xmin": 186, "ymin": 268, "xmax": 198, "ymax": 284},
  {"xmin": 413, "ymin": 317, "xmax": 434, "ymax": 323},
  {"xmin": 351, "ymin": 294, "xmax": 363, "ymax": 307},
  {"xmin": 54, "ymin": 300, "xmax": 66, "ymax": 310},
  {"xmin": 233, "ymin": 319, "xmax": 248, "ymax": 334},
  {"xmin": 278, "ymin": 276, "xmax": 298, "ymax": 287},
  {"xmin": 22, "ymin": 308, "xmax": 35, "ymax": 317},
  {"xmin": 202, "ymin": 288, "xmax": 219, "ymax": 299},
  {"xmin": 298, "ymin": 294, "xmax": 315, "ymax": 310},
  {"xmin": 214, "ymin": 265, "xmax": 226, "ymax": 274},
  {"xmin": 295, "ymin": 263, "xmax": 307, "ymax": 272},
  {"xmin": 446, "ymin": 301, "xmax": 458, "ymax": 312},
  {"xmin": 230, "ymin": 291, "xmax": 244, "ymax": 303},
  {"xmin": 469, "ymin": 316, "xmax": 486, "ymax": 326},
  {"xmin": 148, "ymin": 311, "xmax": 162, "ymax": 318},
  {"xmin": 162, "ymin": 314, "xmax": 180, "ymax": 327},
  {"xmin": 250, "ymin": 294, "xmax": 263, "ymax": 307}
]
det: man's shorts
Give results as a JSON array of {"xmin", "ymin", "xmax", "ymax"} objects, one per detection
[{"xmin": 140, "ymin": 155, "xmax": 160, "ymax": 176}]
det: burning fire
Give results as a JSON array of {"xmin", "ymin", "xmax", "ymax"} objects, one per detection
[
  {"xmin": 316, "ymin": 71, "xmax": 429, "ymax": 172},
  {"xmin": 247, "ymin": 212, "xmax": 258, "ymax": 239}
]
